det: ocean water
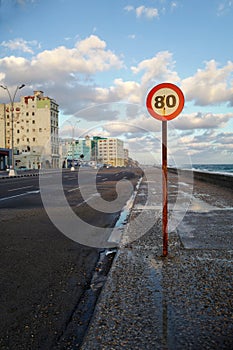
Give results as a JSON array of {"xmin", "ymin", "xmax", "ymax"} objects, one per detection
[{"xmin": 188, "ymin": 164, "xmax": 233, "ymax": 176}]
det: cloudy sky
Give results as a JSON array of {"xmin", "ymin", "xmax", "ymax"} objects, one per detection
[{"xmin": 0, "ymin": 0, "xmax": 233, "ymax": 165}]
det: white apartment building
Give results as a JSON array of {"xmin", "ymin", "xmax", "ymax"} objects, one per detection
[
  {"xmin": 0, "ymin": 90, "xmax": 59, "ymax": 169},
  {"xmin": 98, "ymin": 138, "xmax": 124, "ymax": 167},
  {"xmin": 124, "ymin": 148, "xmax": 129, "ymax": 166}
]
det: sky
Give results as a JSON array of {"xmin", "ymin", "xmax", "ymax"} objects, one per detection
[{"xmin": 0, "ymin": 0, "xmax": 233, "ymax": 165}]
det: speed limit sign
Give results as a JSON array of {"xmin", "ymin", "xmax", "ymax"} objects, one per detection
[
  {"xmin": 146, "ymin": 82, "xmax": 185, "ymax": 257},
  {"xmin": 146, "ymin": 82, "xmax": 184, "ymax": 121}
]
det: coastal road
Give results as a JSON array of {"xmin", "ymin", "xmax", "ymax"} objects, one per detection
[{"xmin": 0, "ymin": 167, "xmax": 143, "ymax": 350}]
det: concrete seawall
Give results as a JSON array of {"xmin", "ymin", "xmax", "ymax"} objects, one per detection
[{"xmin": 168, "ymin": 167, "xmax": 233, "ymax": 189}]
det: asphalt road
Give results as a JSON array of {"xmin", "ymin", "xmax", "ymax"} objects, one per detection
[{"xmin": 0, "ymin": 167, "xmax": 143, "ymax": 350}]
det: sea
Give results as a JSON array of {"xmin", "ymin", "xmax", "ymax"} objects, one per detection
[{"xmin": 182, "ymin": 164, "xmax": 233, "ymax": 176}]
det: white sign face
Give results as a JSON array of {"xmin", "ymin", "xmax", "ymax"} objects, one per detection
[
  {"xmin": 146, "ymin": 83, "xmax": 184, "ymax": 121},
  {"xmin": 150, "ymin": 87, "xmax": 180, "ymax": 117}
]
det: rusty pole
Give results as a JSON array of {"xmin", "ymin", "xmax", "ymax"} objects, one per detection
[{"xmin": 162, "ymin": 119, "xmax": 168, "ymax": 257}]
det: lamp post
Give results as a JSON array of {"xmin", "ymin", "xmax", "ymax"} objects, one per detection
[
  {"xmin": 0, "ymin": 84, "xmax": 25, "ymax": 176},
  {"xmin": 67, "ymin": 119, "xmax": 80, "ymax": 171}
]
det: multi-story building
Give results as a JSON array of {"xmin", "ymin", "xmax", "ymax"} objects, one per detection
[
  {"xmin": 98, "ymin": 137, "xmax": 124, "ymax": 167},
  {"xmin": 67, "ymin": 135, "xmax": 92, "ymax": 164},
  {"xmin": 60, "ymin": 135, "xmax": 93, "ymax": 167},
  {"xmin": 0, "ymin": 90, "xmax": 59, "ymax": 169},
  {"xmin": 124, "ymin": 148, "xmax": 129, "ymax": 166},
  {"xmin": 60, "ymin": 136, "xmax": 130, "ymax": 168}
]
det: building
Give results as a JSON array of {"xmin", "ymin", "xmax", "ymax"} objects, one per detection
[
  {"xmin": 60, "ymin": 135, "xmax": 94, "ymax": 167},
  {"xmin": 124, "ymin": 148, "xmax": 129, "ymax": 166},
  {"xmin": 98, "ymin": 137, "xmax": 124, "ymax": 167},
  {"xmin": 0, "ymin": 90, "xmax": 59, "ymax": 169}
]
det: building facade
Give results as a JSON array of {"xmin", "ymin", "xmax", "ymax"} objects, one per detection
[
  {"xmin": 98, "ymin": 137, "xmax": 125, "ymax": 167},
  {"xmin": 60, "ymin": 135, "xmax": 93, "ymax": 167},
  {"xmin": 0, "ymin": 90, "xmax": 59, "ymax": 169}
]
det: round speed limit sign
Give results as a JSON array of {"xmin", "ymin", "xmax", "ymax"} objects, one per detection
[{"xmin": 146, "ymin": 83, "xmax": 184, "ymax": 121}]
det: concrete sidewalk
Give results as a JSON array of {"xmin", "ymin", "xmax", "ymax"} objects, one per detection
[{"xmin": 81, "ymin": 168, "xmax": 233, "ymax": 350}]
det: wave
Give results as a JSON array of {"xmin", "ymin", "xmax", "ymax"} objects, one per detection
[{"xmin": 178, "ymin": 164, "xmax": 233, "ymax": 176}]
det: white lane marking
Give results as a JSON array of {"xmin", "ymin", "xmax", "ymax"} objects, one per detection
[
  {"xmin": 8, "ymin": 185, "xmax": 33, "ymax": 192},
  {"xmin": 67, "ymin": 187, "xmax": 80, "ymax": 193},
  {"xmin": 76, "ymin": 193, "xmax": 100, "ymax": 207},
  {"xmin": 0, "ymin": 190, "xmax": 40, "ymax": 202}
]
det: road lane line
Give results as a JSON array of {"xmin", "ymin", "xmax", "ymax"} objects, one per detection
[
  {"xmin": 8, "ymin": 185, "xmax": 33, "ymax": 192},
  {"xmin": 76, "ymin": 193, "xmax": 100, "ymax": 207},
  {"xmin": 0, "ymin": 190, "xmax": 40, "ymax": 202},
  {"xmin": 67, "ymin": 187, "xmax": 80, "ymax": 193}
]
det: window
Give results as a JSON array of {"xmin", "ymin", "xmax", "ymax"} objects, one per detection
[
  {"xmin": 32, "ymin": 120, "xmax": 35, "ymax": 124},
  {"xmin": 32, "ymin": 112, "xmax": 35, "ymax": 116},
  {"xmin": 39, "ymin": 128, "xmax": 42, "ymax": 132},
  {"xmin": 17, "ymin": 130, "xmax": 20, "ymax": 133},
  {"xmin": 33, "ymin": 137, "xmax": 36, "ymax": 142},
  {"xmin": 26, "ymin": 112, "xmax": 29, "ymax": 116}
]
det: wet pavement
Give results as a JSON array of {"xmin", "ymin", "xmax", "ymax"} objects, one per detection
[{"xmin": 81, "ymin": 167, "xmax": 233, "ymax": 350}]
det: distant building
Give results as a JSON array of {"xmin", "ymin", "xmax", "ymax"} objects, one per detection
[
  {"xmin": 98, "ymin": 137, "xmax": 124, "ymax": 167},
  {"xmin": 67, "ymin": 136, "xmax": 92, "ymax": 162},
  {"xmin": 0, "ymin": 90, "xmax": 59, "ymax": 169},
  {"xmin": 124, "ymin": 148, "xmax": 129, "ymax": 166},
  {"xmin": 60, "ymin": 135, "xmax": 94, "ymax": 167},
  {"xmin": 60, "ymin": 136, "xmax": 126, "ymax": 168}
]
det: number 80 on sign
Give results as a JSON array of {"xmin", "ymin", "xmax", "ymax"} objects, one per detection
[{"xmin": 146, "ymin": 83, "xmax": 185, "ymax": 121}]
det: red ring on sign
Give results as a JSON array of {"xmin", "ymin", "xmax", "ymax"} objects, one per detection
[{"xmin": 146, "ymin": 83, "xmax": 184, "ymax": 121}]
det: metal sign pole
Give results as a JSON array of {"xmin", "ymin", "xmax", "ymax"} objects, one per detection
[{"xmin": 162, "ymin": 120, "xmax": 168, "ymax": 257}]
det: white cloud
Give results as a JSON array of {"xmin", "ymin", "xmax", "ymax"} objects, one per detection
[
  {"xmin": 131, "ymin": 51, "xmax": 180, "ymax": 86},
  {"xmin": 103, "ymin": 115, "xmax": 161, "ymax": 136},
  {"xmin": 32, "ymin": 35, "xmax": 123, "ymax": 76},
  {"xmin": 181, "ymin": 60, "xmax": 233, "ymax": 105},
  {"xmin": 171, "ymin": 2, "xmax": 178, "ymax": 11},
  {"xmin": 173, "ymin": 112, "xmax": 233, "ymax": 130},
  {"xmin": 0, "ymin": 34, "xmax": 123, "ymax": 90},
  {"xmin": 177, "ymin": 130, "xmax": 233, "ymax": 161},
  {"xmin": 214, "ymin": 131, "xmax": 233, "ymax": 144},
  {"xmin": 128, "ymin": 34, "xmax": 136, "ymax": 40},
  {"xmin": 0, "ymin": 38, "xmax": 39, "ymax": 54},
  {"xmin": 18, "ymin": 0, "xmax": 37, "ymax": 3},
  {"xmin": 217, "ymin": 0, "xmax": 233, "ymax": 15},
  {"xmin": 93, "ymin": 79, "xmax": 141, "ymax": 104},
  {"xmin": 124, "ymin": 5, "xmax": 134, "ymax": 12},
  {"xmin": 94, "ymin": 52, "xmax": 180, "ymax": 105},
  {"xmin": 124, "ymin": 5, "xmax": 159, "ymax": 19},
  {"xmin": 136, "ymin": 5, "xmax": 159, "ymax": 19}
]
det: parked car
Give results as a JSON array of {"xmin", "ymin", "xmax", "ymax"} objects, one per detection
[{"xmin": 18, "ymin": 166, "xmax": 29, "ymax": 170}]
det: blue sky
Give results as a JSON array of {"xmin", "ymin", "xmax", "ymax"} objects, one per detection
[{"xmin": 0, "ymin": 0, "xmax": 233, "ymax": 165}]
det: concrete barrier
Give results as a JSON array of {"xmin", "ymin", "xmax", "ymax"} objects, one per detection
[{"xmin": 168, "ymin": 167, "xmax": 233, "ymax": 189}]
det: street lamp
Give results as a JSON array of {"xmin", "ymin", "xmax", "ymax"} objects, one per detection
[
  {"xmin": 67, "ymin": 119, "xmax": 80, "ymax": 171},
  {"xmin": 0, "ymin": 84, "xmax": 25, "ymax": 176}
]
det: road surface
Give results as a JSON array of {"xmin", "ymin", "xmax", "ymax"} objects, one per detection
[{"xmin": 0, "ymin": 167, "xmax": 143, "ymax": 349}]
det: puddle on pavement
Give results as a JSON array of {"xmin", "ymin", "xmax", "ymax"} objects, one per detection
[{"xmin": 188, "ymin": 196, "xmax": 219, "ymax": 212}]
